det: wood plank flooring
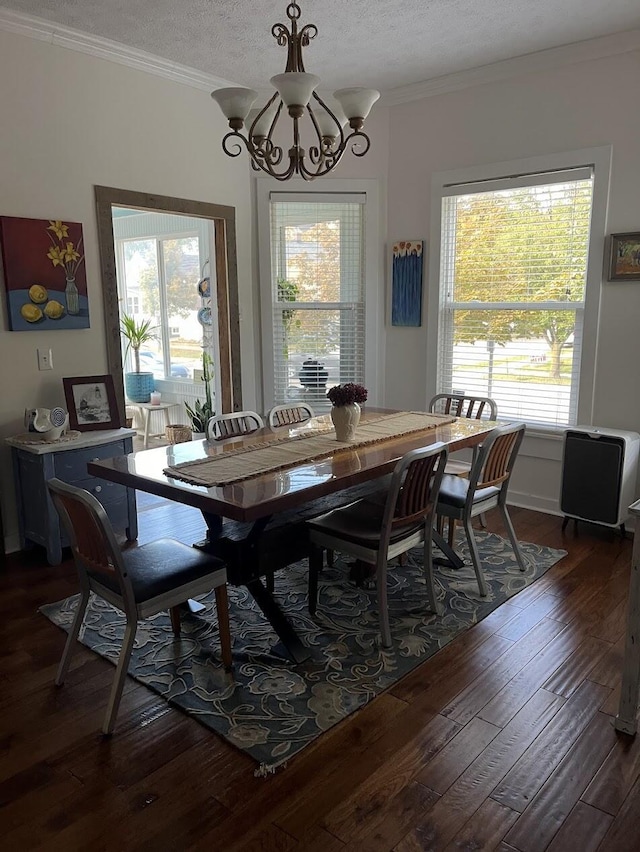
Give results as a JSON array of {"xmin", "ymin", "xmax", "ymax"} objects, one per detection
[{"xmin": 1, "ymin": 504, "xmax": 639, "ymax": 851}]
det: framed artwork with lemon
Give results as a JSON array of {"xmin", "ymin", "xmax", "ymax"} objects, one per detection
[{"xmin": 0, "ymin": 216, "xmax": 89, "ymax": 330}]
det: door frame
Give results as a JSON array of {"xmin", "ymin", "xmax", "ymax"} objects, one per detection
[{"xmin": 95, "ymin": 185, "xmax": 242, "ymax": 425}]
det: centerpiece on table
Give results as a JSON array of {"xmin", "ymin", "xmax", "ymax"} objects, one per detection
[{"xmin": 327, "ymin": 382, "xmax": 368, "ymax": 442}]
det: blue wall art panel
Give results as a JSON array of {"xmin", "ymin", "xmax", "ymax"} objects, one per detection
[{"xmin": 391, "ymin": 240, "xmax": 424, "ymax": 327}]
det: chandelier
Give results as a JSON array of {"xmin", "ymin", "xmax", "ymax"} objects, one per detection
[{"xmin": 211, "ymin": 1, "xmax": 380, "ymax": 181}]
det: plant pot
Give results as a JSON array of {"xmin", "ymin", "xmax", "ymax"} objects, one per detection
[
  {"xmin": 331, "ymin": 402, "xmax": 361, "ymax": 442},
  {"xmin": 191, "ymin": 431, "xmax": 206, "ymax": 441},
  {"xmin": 125, "ymin": 371, "xmax": 155, "ymax": 403}
]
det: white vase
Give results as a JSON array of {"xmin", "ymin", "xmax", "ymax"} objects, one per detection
[
  {"xmin": 331, "ymin": 402, "xmax": 361, "ymax": 442},
  {"xmin": 191, "ymin": 431, "xmax": 206, "ymax": 441}
]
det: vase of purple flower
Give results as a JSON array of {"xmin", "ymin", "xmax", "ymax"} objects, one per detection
[{"xmin": 327, "ymin": 383, "xmax": 368, "ymax": 442}]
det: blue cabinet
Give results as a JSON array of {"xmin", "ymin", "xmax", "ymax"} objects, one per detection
[{"xmin": 7, "ymin": 429, "xmax": 138, "ymax": 565}]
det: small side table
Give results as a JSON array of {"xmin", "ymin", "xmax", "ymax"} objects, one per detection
[
  {"xmin": 128, "ymin": 401, "xmax": 177, "ymax": 448},
  {"xmin": 6, "ymin": 428, "xmax": 137, "ymax": 566}
]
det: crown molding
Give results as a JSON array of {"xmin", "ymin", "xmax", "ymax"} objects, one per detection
[
  {"xmin": 0, "ymin": 6, "xmax": 236, "ymax": 91},
  {"xmin": 1, "ymin": 7, "xmax": 638, "ymax": 103},
  {"xmin": 383, "ymin": 28, "xmax": 640, "ymax": 105}
]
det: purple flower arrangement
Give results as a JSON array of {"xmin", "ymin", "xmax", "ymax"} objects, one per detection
[{"xmin": 327, "ymin": 382, "xmax": 368, "ymax": 407}]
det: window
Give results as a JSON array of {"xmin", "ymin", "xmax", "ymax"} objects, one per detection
[
  {"xmin": 435, "ymin": 165, "xmax": 600, "ymax": 428},
  {"xmin": 262, "ymin": 190, "xmax": 372, "ymax": 412}
]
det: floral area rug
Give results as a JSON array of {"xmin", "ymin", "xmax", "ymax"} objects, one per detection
[{"xmin": 40, "ymin": 531, "xmax": 566, "ymax": 773}]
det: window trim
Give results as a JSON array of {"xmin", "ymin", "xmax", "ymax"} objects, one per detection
[
  {"xmin": 256, "ymin": 178, "xmax": 382, "ymax": 413},
  {"xmin": 427, "ymin": 146, "xmax": 612, "ymax": 429}
]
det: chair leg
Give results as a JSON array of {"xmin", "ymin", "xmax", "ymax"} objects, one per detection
[
  {"xmin": 326, "ymin": 549, "xmax": 334, "ymax": 568},
  {"xmin": 103, "ymin": 620, "xmax": 137, "ymax": 735},
  {"xmin": 463, "ymin": 516, "xmax": 488, "ymax": 597},
  {"xmin": 422, "ymin": 531, "xmax": 443, "ymax": 616},
  {"xmin": 500, "ymin": 504, "xmax": 526, "ymax": 572},
  {"xmin": 169, "ymin": 605, "xmax": 181, "ymax": 637},
  {"xmin": 447, "ymin": 518, "xmax": 456, "ymax": 549},
  {"xmin": 376, "ymin": 558, "xmax": 392, "ymax": 648},
  {"xmin": 55, "ymin": 589, "xmax": 90, "ymax": 686},
  {"xmin": 308, "ymin": 543, "xmax": 323, "ymax": 615},
  {"xmin": 479, "ymin": 512, "xmax": 488, "ymax": 529},
  {"xmin": 265, "ymin": 573, "xmax": 275, "ymax": 593},
  {"xmin": 214, "ymin": 585, "xmax": 233, "ymax": 672}
]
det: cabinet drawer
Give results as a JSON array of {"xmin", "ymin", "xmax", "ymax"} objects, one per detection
[
  {"xmin": 54, "ymin": 441, "xmax": 128, "ymax": 483},
  {"xmin": 72, "ymin": 476, "xmax": 128, "ymax": 506}
]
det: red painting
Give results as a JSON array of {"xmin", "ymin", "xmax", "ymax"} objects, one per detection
[{"xmin": 0, "ymin": 216, "xmax": 90, "ymax": 330}]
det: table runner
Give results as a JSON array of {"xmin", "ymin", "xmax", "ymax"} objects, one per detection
[{"xmin": 163, "ymin": 411, "xmax": 455, "ymax": 487}]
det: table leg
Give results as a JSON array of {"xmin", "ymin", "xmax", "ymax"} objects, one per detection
[
  {"xmin": 195, "ymin": 513, "xmax": 311, "ymax": 664},
  {"xmin": 246, "ymin": 578, "xmax": 311, "ymax": 664},
  {"xmin": 143, "ymin": 409, "xmax": 151, "ymax": 450},
  {"xmin": 432, "ymin": 528, "xmax": 465, "ymax": 569}
]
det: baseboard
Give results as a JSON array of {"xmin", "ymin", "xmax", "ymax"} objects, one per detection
[{"xmin": 507, "ymin": 490, "xmax": 561, "ymax": 516}]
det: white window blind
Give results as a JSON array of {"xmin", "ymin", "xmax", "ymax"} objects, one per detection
[
  {"xmin": 438, "ymin": 169, "xmax": 595, "ymax": 428},
  {"xmin": 269, "ymin": 194, "xmax": 366, "ymax": 411}
]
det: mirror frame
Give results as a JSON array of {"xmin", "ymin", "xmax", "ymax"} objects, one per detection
[{"xmin": 95, "ymin": 185, "xmax": 242, "ymax": 426}]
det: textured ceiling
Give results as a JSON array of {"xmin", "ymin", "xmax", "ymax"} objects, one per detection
[{"xmin": 2, "ymin": 0, "xmax": 640, "ymax": 92}]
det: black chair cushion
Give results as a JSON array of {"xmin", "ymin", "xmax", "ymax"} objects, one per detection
[
  {"xmin": 437, "ymin": 474, "xmax": 500, "ymax": 510},
  {"xmin": 93, "ymin": 539, "xmax": 226, "ymax": 603},
  {"xmin": 307, "ymin": 499, "xmax": 423, "ymax": 547}
]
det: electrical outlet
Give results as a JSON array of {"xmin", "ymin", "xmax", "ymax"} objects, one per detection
[{"xmin": 37, "ymin": 348, "xmax": 53, "ymax": 371}]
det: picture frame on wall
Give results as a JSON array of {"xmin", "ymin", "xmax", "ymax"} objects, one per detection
[
  {"xmin": 391, "ymin": 240, "xmax": 424, "ymax": 327},
  {"xmin": 63, "ymin": 375, "xmax": 121, "ymax": 432},
  {"xmin": 0, "ymin": 216, "xmax": 90, "ymax": 330},
  {"xmin": 609, "ymin": 232, "xmax": 640, "ymax": 281}
]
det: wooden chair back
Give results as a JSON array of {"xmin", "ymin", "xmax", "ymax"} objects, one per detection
[
  {"xmin": 429, "ymin": 393, "xmax": 498, "ymax": 421},
  {"xmin": 472, "ymin": 423, "xmax": 526, "ymax": 493},
  {"xmin": 47, "ymin": 479, "xmax": 132, "ymax": 603},
  {"xmin": 206, "ymin": 411, "xmax": 264, "ymax": 441},
  {"xmin": 383, "ymin": 443, "xmax": 449, "ymax": 533},
  {"xmin": 268, "ymin": 403, "xmax": 315, "ymax": 428}
]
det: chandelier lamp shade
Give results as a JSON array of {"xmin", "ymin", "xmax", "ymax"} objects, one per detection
[{"xmin": 211, "ymin": 2, "xmax": 380, "ymax": 181}]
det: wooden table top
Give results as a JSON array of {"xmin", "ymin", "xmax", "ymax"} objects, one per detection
[{"xmin": 88, "ymin": 407, "xmax": 498, "ymax": 523}]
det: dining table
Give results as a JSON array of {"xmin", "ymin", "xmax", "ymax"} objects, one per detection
[{"xmin": 87, "ymin": 406, "xmax": 499, "ymax": 663}]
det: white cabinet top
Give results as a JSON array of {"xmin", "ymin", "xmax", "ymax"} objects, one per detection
[{"xmin": 5, "ymin": 428, "xmax": 136, "ymax": 455}]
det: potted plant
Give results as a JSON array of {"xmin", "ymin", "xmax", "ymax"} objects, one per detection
[
  {"xmin": 185, "ymin": 351, "xmax": 215, "ymax": 436},
  {"xmin": 120, "ymin": 314, "xmax": 157, "ymax": 402},
  {"xmin": 327, "ymin": 382, "xmax": 368, "ymax": 442}
]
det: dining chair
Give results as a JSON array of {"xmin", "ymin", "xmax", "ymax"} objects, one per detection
[
  {"xmin": 435, "ymin": 422, "xmax": 526, "ymax": 597},
  {"xmin": 429, "ymin": 393, "xmax": 499, "ymax": 543},
  {"xmin": 206, "ymin": 411, "xmax": 264, "ymax": 441},
  {"xmin": 306, "ymin": 442, "xmax": 449, "ymax": 647},
  {"xmin": 267, "ymin": 402, "xmax": 315, "ymax": 428},
  {"xmin": 48, "ymin": 478, "xmax": 232, "ymax": 735}
]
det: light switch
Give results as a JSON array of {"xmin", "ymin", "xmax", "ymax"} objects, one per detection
[{"xmin": 37, "ymin": 348, "xmax": 53, "ymax": 371}]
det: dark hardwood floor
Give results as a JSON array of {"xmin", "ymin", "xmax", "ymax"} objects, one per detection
[{"xmin": 2, "ymin": 502, "xmax": 639, "ymax": 851}]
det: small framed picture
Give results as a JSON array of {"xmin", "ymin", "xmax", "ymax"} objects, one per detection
[
  {"xmin": 609, "ymin": 232, "xmax": 640, "ymax": 281},
  {"xmin": 63, "ymin": 375, "xmax": 121, "ymax": 432}
]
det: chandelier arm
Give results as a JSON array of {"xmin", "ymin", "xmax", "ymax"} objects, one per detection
[
  {"xmin": 264, "ymin": 100, "xmax": 285, "ymax": 146},
  {"xmin": 344, "ymin": 130, "xmax": 372, "ymax": 158},
  {"xmin": 310, "ymin": 93, "xmax": 346, "ymax": 148},
  {"xmin": 271, "ymin": 23, "xmax": 290, "ymax": 47},
  {"xmin": 254, "ymin": 138, "xmax": 284, "ymax": 167},
  {"xmin": 220, "ymin": 132, "xmax": 249, "ymax": 159},
  {"xmin": 248, "ymin": 92, "xmax": 280, "ymax": 140},
  {"xmin": 297, "ymin": 150, "xmax": 347, "ymax": 180}
]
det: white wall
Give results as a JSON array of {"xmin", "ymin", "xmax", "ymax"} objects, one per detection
[
  {"xmin": 0, "ymin": 29, "xmax": 255, "ymax": 550},
  {"xmin": 386, "ymin": 50, "xmax": 640, "ymax": 514}
]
